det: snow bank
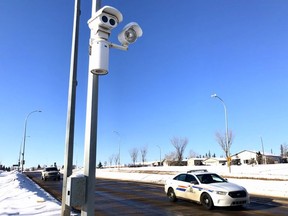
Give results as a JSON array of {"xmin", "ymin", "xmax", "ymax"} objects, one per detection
[{"xmin": 0, "ymin": 170, "xmax": 61, "ymax": 216}]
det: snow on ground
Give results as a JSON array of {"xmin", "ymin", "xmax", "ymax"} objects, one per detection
[
  {"xmin": 0, "ymin": 164, "xmax": 287, "ymax": 215},
  {"xmin": 95, "ymin": 164, "xmax": 288, "ymax": 199},
  {"xmin": 0, "ymin": 170, "xmax": 61, "ymax": 216}
]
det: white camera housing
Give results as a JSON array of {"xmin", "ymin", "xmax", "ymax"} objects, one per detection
[
  {"xmin": 88, "ymin": 6, "xmax": 123, "ymax": 75},
  {"xmin": 87, "ymin": 6, "xmax": 143, "ymax": 75},
  {"xmin": 88, "ymin": 6, "xmax": 123, "ymax": 37},
  {"xmin": 89, "ymin": 39, "xmax": 110, "ymax": 75},
  {"xmin": 118, "ymin": 22, "xmax": 143, "ymax": 46}
]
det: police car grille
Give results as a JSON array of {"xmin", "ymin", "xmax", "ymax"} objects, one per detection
[{"xmin": 228, "ymin": 190, "xmax": 247, "ymax": 198}]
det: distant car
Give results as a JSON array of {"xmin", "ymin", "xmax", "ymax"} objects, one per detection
[
  {"xmin": 164, "ymin": 169, "xmax": 250, "ymax": 210},
  {"xmin": 41, "ymin": 167, "xmax": 60, "ymax": 181}
]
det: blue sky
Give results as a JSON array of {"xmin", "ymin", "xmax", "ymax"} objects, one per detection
[{"xmin": 1, "ymin": 0, "xmax": 288, "ymax": 168}]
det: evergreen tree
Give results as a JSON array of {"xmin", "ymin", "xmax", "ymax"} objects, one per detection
[{"xmin": 97, "ymin": 162, "xmax": 103, "ymax": 169}]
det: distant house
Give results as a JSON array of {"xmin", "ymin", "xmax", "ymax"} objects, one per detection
[
  {"xmin": 231, "ymin": 150, "xmax": 282, "ymax": 165},
  {"xmin": 187, "ymin": 158, "xmax": 206, "ymax": 166},
  {"xmin": 151, "ymin": 160, "xmax": 163, "ymax": 166},
  {"xmin": 202, "ymin": 157, "xmax": 227, "ymax": 166},
  {"xmin": 163, "ymin": 159, "xmax": 187, "ymax": 166}
]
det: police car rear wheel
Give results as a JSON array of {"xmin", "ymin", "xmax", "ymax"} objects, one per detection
[{"xmin": 167, "ymin": 188, "xmax": 177, "ymax": 202}]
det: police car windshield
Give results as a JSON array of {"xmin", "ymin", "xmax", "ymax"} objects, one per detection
[{"xmin": 196, "ymin": 173, "xmax": 226, "ymax": 184}]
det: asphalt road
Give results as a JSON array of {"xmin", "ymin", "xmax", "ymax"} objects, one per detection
[{"xmin": 25, "ymin": 172, "xmax": 288, "ymax": 216}]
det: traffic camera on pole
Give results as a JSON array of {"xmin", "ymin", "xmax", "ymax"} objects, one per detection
[{"xmin": 88, "ymin": 6, "xmax": 143, "ymax": 75}]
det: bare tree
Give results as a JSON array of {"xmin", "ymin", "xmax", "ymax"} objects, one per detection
[
  {"xmin": 215, "ymin": 130, "xmax": 234, "ymax": 159},
  {"xmin": 188, "ymin": 150, "xmax": 198, "ymax": 158},
  {"xmin": 129, "ymin": 148, "xmax": 138, "ymax": 165},
  {"xmin": 109, "ymin": 155, "xmax": 114, "ymax": 167},
  {"xmin": 165, "ymin": 151, "xmax": 177, "ymax": 161},
  {"xmin": 113, "ymin": 154, "xmax": 119, "ymax": 167},
  {"xmin": 164, "ymin": 151, "xmax": 177, "ymax": 166},
  {"xmin": 170, "ymin": 137, "xmax": 188, "ymax": 163},
  {"xmin": 140, "ymin": 145, "xmax": 148, "ymax": 165}
]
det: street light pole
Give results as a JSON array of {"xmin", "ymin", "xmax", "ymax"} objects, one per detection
[
  {"xmin": 21, "ymin": 110, "xmax": 41, "ymax": 172},
  {"xmin": 156, "ymin": 145, "xmax": 161, "ymax": 166},
  {"xmin": 113, "ymin": 131, "xmax": 121, "ymax": 168},
  {"xmin": 211, "ymin": 94, "xmax": 230, "ymax": 172},
  {"xmin": 260, "ymin": 136, "xmax": 266, "ymax": 164}
]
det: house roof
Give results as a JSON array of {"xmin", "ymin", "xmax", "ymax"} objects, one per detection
[
  {"xmin": 203, "ymin": 157, "xmax": 227, "ymax": 162},
  {"xmin": 231, "ymin": 150, "xmax": 281, "ymax": 157},
  {"xmin": 188, "ymin": 158, "xmax": 206, "ymax": 160}
]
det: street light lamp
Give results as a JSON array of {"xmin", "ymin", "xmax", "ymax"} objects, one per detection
[
  {"xmin": 21, "ymin": 110, "xmax": 41, "ymax": 172},
  {"xmin": 211, "ymin": 94, "xmax": 231, "ymax": 172}
]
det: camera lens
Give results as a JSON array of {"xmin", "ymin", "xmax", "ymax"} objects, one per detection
[
  {"xmin": 101, "ymin": 15, "xmax": 108, "ymax": 23},
  {"xmin": 109, "ymin": 18, "xmax": 116, "ymax": 26}
]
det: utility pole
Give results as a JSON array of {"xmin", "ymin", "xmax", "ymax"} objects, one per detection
[
  {"xmin": 81, "ymin": 1, "xmax": 142, "ymax": 214},
  {"xmin": 61, "ymin": 0, "xmax": 80, "ymax": 215}
]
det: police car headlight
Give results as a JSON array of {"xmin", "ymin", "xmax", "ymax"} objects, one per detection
[{"xmin": 215, "ymin": 191, "xmax": 227, "ymax": 195}]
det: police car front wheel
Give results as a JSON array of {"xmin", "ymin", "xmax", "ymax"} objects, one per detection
[{"xmin": 201, "ymin": 193, "xmax": 214, "ymax": 210}]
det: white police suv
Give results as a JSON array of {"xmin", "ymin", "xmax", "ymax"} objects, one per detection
[{"xmin": 164, "ymin": 169, "xmax": 250, "ymax": 210}]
